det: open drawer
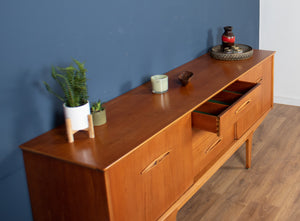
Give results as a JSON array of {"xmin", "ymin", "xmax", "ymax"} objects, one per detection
[{"xmin": 192, "ymin": 80, "xmax": 261, "ymax": 137}]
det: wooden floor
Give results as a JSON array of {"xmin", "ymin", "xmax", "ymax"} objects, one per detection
[{"xmin": 178, "ymin": 104, "xmax": 300, "ymax": 221}]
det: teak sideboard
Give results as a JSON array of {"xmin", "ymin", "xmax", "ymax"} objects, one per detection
[{"xmin": 20, "ymin": 50, "xmax": 275, "ymax": 221}]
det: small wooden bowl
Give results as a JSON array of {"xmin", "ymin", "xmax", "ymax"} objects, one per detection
[{"xmin": 178, "ymin": 71, "xmax": 194, "ymax": 86}]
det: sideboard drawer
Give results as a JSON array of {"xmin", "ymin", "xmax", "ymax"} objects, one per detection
[
  {"xmin": 239, "ymin": 57, "xmax": 273, "ymax": 114},
  {"xmin": 192, "ymin": 125, "xmax": 234, "ymax": 177},
  {"xmin": 235, "ymin": 84, "xmax": 262, "ymax": 139},
  {"xmin": 239, "ymin": 62, "xmax": 264, "ymax": 83},
  {"xmin": 192, "ymin": 80, "xmax": 259, "ymax": 137},
  {"xmin": 192, "ymin": 101, "xmax": 229, "ymax": 135}
]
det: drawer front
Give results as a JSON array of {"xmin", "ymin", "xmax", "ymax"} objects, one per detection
[
  {"xmin": 106, "ymin": 114, "xmax": 193, "ymax": 221},
  {"xmin": 192, "ymin": 125, "xmax": 234, "ymax": 178},
  {"xmin": 240, "ymin": 62, "xmax": 264, "ymax": 83},
  {"xmin": 227, "ymin": 83, "xmax": 261, "ymax": 121},
  {"xmin": 239, "ymin": 57, "xmax": 273, "ymax": 113},
  {"xmin": 235, "ymin": 84, "xmax": 263, "ymax": 139},
  {"xmin": 192, "ymin": 80, "xmax": 260, "ymax": 137}
]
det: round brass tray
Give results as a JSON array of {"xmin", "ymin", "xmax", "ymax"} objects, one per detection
[{"xmin": 210, "ymin": 44, "xmax": 253, "ymax": 61}]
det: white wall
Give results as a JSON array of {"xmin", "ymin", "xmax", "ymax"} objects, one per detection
[{"xmin": 260, "ymin": 0, "xmax": 300, "ymax": 106}]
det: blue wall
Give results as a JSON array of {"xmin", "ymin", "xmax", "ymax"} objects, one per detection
[{"xmin": 0, "ymin": 0, "xmax": 259, "ymax": 220}]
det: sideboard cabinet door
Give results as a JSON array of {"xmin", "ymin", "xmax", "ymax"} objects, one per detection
[{"xmin": 105, "ymin": 114, "xmax": 193, "ymax": 221}]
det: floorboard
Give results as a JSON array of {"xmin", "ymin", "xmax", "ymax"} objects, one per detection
[{"xmin": 178, "ymin": 104, "xmax": 300, "ymax": 221}]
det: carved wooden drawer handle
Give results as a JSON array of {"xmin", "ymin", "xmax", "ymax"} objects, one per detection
[
  {"xmin": 235, "ymin": 99, "xmax": 252, "ymax": 114},
  {"xmin": 205, "ymin": 138, "xmax": 222, "ymax": 154},
  {"xmin": 256, "ymin": 77, "xmax": 263, "ymax": 83},
  {"xmin": 140, "ymin": 151, "xmax": 171, "ymax": 175}
]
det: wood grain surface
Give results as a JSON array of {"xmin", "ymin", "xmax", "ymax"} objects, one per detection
[{"xmin": 20, "ymin": 50, "xmax": 275, "ymax": 171}]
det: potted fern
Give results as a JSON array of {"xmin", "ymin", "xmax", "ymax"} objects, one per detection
[
  {"xmin": 43, "ymin": 59, "xmax": 90, "ymax": 131},
  {"xmin": 91, "ymin": 100, "xmax": 107, "ymax": 126}
]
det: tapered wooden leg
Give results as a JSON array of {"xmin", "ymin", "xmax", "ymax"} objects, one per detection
[
  {"xmin": 88, "ymin": 114, "xmax": 95, "ymax": 138},
  {"xmin": 66, "ymin": 116, "xmax": 94, "ymax": 143},
  {"xmin": 246, "ymin": 132, "xmax": 253, "ymax": 169},
  {"xmin": 66, "ymin": 118, "xmax": 74, "ymax": 143}
]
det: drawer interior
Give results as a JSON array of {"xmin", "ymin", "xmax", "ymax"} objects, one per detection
[
  {"xmin": 194, "ymin": 102, "xmax": 229, "ymax": 116},
  {"xmin": 209, "ymin": 91, "xmax": 242, "ymax": 105},
  {"xmin": 192, "ymin": 102, "xmax": 229, "ymax": 134},
  {"xmin": 223, "ymin": 80, "xmax": 256, "ymax": 94},
  {"xmin": 192, "ymin": 80, "xmax": 257, "ymax": 134}
]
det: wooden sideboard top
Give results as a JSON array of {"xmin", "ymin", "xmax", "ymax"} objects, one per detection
[{"xmin": 20, "ymin": 50, "xmax": 275, "ymax": 171}]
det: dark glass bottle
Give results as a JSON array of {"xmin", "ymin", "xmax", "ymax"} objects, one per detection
[{"xmin": 222, "ymin": 26, "xmax": 235, "ymax": 51}]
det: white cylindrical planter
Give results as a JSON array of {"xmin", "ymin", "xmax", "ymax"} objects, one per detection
[{"xmin": 63, "ymin": 101, "xmax": 91, "ymax": 131}]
